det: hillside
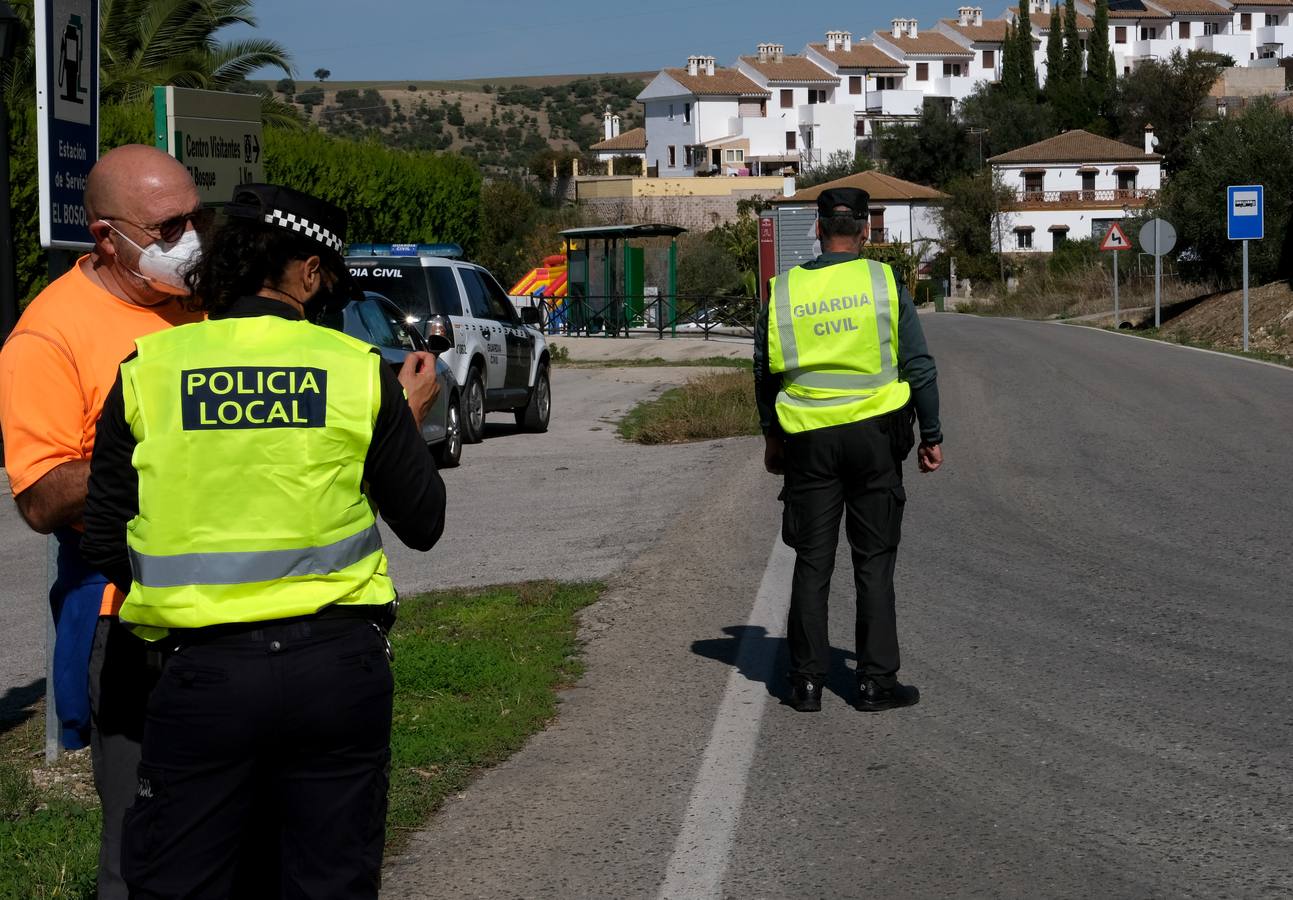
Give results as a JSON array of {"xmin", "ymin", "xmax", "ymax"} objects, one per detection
[
  {"xmin": 1160, "ymin": 280, "xmax": 1293, "ymax": 360},
  {"xmin": 258, "ymin": 73, "xmax": 650, "ymax": 174}
]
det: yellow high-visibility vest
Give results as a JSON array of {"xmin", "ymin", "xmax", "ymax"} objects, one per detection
[
  {"xmin": 117, "ymin": 316, "xmax": 394, "ymax": 635},
  {"xmin": 767, "ymin": 258, "xmax": 911, "ymax": 434}
]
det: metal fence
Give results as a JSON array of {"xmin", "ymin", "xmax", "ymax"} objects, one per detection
[{"xmin": 531, "ymin": 294, "xmax": 759, "ymax": 340}]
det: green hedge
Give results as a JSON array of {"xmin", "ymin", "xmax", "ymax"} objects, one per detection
[{"xmin": 8, "ymin": 102, "xmax": 481, "ymax": 304}]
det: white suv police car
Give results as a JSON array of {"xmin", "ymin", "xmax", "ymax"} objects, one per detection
[{"xmin": 346, "ymin": 244, "xmax": 551, "ymax": 443}]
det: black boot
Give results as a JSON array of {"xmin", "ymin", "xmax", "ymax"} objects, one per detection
[
  {"xmin": 856, "ymin": 677, "xmax": 919, "ymax": 712},
  {"xmin": 788, "ymin": 677, "xmax": 823, "ymax": 712}
]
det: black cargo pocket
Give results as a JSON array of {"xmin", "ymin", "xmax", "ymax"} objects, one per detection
[
  {"xmin": 781, "ymin": 491, "xmax": 802, "ymax": 550},
  {"xmin": 121, "ymin": 764, "xmax": 168, "ymax": 886},
  {"xmin": 891, "ymin": 407, "xmax": 917, "ymax": 462},
  {"xmin": 888, "ymin": 485, "xmax": 907, "ymax": 549}
]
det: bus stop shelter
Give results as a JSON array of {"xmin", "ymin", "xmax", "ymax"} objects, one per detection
[{"xmin": 558, "ymin": 224, "xmax": 686, "ymax": 336}]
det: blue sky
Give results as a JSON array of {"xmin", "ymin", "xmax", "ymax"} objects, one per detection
[{"xmin": 229, "ymin": 0, "xmax": 961, "ymax": 82}]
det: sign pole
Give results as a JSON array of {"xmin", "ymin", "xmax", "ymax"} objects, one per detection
[
  {"xmin": 1113, "ymin": 248, "xmax": 1119, "ymax": 327},
  {"xmin": 1242, "ymin": 238, "xmax": 1249, "ymax": 352},
  {"xmin": 1153, "ymin": 219, "xmax": 1161, "ymax": 328}
]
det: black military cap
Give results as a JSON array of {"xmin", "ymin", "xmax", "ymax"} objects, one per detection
[
  {"xmin": 224, "ymin": 184, "xmax": 348, "ymax": 257},
  {"xmin": 816, "ymin": 187, "xmax": 870, "ymax": 219}
]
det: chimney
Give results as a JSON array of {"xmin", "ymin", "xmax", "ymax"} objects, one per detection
[
  {"xmin": 1144, "ymin": 124, "xmax": 1159, "ymax": 154},
  {"xmin": 603, "ymin": 106, "xmax": 613, "ymax": 141},
  {"xmin": 612, "ymin": 115, "xmax": 621, "ymax": 137},
  {"xmin": 973, "ymin": 7, "xmax": 983, "ymax": 26},
  {"xmin": 704, "ymin": 55, "xmax": 715, "ymax": 75},
  {"xmin": 773, "ymin": 43, "xmax": 785, "ymax": 62},
  {"xmin": 687, "ymin": 55, "xmax": 701, "ymax": 76},
  {"xmin": 758, "ymin": 42, "xmax": 772, "ymax": 62},
  {"xmin": 907, "ymin": 19, "xmax": 918, "ymax": 38},
  {"xmin": 892, "ymin": 18, "xmax": 904, "ymax": 38},
  {"xmin": 843, "ymin": 32, "xmax": 852, "ymax": 51},
  {"xmin": 958, "ymin": 7, "xmax": 973, "ymax": 26},
  {"xmin": 826, "ymin": 30, "xmax": 838, "ymax": 51}
]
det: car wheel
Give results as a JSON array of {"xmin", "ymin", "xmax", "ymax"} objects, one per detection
[
  {"xmin": 462, "ymin": 366, "xmax": 486, "ymax": 444},
  {"xmin": 433, "ymin": 392, "xmax": 462, "ymax": 468},
  {"xmin": 515, "ymin": 364, "xmax": 550, "ymax": 432}
]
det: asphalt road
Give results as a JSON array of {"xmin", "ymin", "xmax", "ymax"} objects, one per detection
[{"xmin": 385, "ymin": 317, "xmax": 1293, "ymax": 899}]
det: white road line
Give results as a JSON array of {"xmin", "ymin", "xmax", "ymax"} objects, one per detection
[{"xmin": 656, "ymin": 535, "xmax": 795, "ymax": 900}]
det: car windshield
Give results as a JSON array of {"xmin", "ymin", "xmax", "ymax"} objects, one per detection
[{"xmin": 345, "ymin": 260, "xmax": 453, "ymax": 326}]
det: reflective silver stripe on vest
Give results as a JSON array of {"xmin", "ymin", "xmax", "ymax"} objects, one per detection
[
  {"xmin": 772, "ymin": 272, "xmax": 798, "ymax": 371},
  {"xmin": 129, "ymin": 524, "xmax": 383, "ymax": 589},
  {"xmin": 869, "ymin": 259, "xmax": 896, "ymax": 371},
  {"xmin": 783, "ymin": 369, "xmax": 895, "ymax": 390},
  {"xmin": 776, "ymin": 390, "xmax": 872, "ymax": 409}
]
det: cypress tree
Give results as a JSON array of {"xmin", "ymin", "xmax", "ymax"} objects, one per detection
[
  {"xmin": 1062, "ymin": 0, "xmax": 1083, "ymax": 80},
  {"xmin": 1087, "ymin": 0, "xmax": 1115, "ymax": 119},
  {"xmin": 1017, "ymin": 0, "xmax": 1038, "ymax": 92},
  {"xmin": 1001, "ymin": 21, "xmax": 1019, "ymax": 94},
  {"xmin": 1045, "ymin": 5, "xmax": 1064, "ymax": 99}
]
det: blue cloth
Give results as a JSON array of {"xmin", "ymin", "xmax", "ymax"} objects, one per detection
[{"xmin": 50, "ymin": 527, "xmax": 109, "ymax": 750}]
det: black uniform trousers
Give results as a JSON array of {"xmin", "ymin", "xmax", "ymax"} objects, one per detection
[
  {"xmin": 122, "ymin": 616, "xmax": 393, "ymax": 900},
  {"xmin": 781, "ymin": 408, "xmax": 912, "ymax": 686}
]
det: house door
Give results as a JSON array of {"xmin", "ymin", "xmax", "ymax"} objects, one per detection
[
  {"xmin": 1081, "ymin": 172, "xmax": 1096, "ymax": 198},
  {"xmin": 711, "ymin": 149, "xmax": 721, "ymax": 172}
]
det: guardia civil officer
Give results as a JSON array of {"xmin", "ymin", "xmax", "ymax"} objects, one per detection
[
  {"xmin": 754, "ymin": 187, "xmax": 943, "ymax": 714},
  {"xmin": 81, "ymin": 184, "xmax": 447, "ymax": 898}
]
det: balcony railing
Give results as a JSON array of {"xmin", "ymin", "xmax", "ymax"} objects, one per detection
[{"xmin": 1011, "ymin": 188, "xmax": 1157, "ymax": 207}]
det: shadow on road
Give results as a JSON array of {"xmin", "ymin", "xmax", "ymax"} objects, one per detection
[
  {"xmin": 0, "ymin": 678, "xmax": 45, "ymax": 735},
  {"xmin": 690, "ymin": 625, "xmax": 859, "ymax": 705}
]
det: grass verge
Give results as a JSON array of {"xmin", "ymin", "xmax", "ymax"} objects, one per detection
[
  {"xmin": 618, "ymin": 369, "xmax": 760, "ymax": 444},
  {"xmin": 558, "ymin": 356, "xmax": 752, "ymax": 370},
  {"xmin": 0, "ymin": 581, "xmax": 602, "ymax": 895},
  {"xmin": 1108, "ymin": 326, "xmax": 1293, "ymax": 368}
]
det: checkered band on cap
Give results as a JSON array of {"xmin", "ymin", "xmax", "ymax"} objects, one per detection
[{"xmin": 263, "ymin": 209, "xmax": 344, "ymax": 254}]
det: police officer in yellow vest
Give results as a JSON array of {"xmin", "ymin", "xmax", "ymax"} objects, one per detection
[
  {"xmin": 755, "ymin": 187, "xmax": 943, "ymax": 713},
  {"xmin": 81, "ymin": 184, "xmax": 447, "ymax": 897}
]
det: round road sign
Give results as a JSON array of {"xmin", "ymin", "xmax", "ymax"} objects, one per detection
[{"xmin": 1138, "ymin": 218, "xmax": 1177, "ymax": 257}]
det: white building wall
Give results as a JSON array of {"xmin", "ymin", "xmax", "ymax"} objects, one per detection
[
  {"xmin": 997, "ymin": 160, "xmax": 1162, "ymax": 196},
  {"xmin": 643, "ymin": 98, "xmax": 701, "ymax": 176},
  {"xmin": 999, "ymin": 207, "xmax": 1131, "ymax": 252}
]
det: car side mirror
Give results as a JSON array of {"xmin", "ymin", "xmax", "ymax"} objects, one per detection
[
  {"xmin": 425, "ymin": 314, "xmax": 455, "ymax": 355},
  {"xmin": 520, "ymin": 305, "xmax": 543, "ymax": 327}
]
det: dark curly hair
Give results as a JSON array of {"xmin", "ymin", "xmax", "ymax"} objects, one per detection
[{"xmin": 184, "ymin": 217, "xmax": 347, "ymax": 315}]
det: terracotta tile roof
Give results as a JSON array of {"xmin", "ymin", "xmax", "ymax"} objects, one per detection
[
  {"xmin": 590, "ymin": 127, "xmax": 646, "ymax": 152},
  {"xmin": 1029, "ymin": 10, "xmax": 1095, "ymax": 30},
  {"xmin": 807, "ymin": 41, "xmax": 907, "ymax": 71},
  {"xmin": 1108, "ymin": 0, "xmax": 1171, "ymax": 17},
  {"xmin": 1231, "ymin": 0, "xmax": 1293, "ymax": 6},
  {"xmin": 875, "ymin": 31, "xmax": 975, "ymax": 57},
  {"xmin": 940, "ymin": 18, "xmax": 1011, "ymax": 42},
  {"xmin": 772, "ymin": 170, "xmax": 948, "ymax": 204},
  {"xmin": 989, "ymin": 129, "xmax": 1162, "ymax": 164},
  {"xmin": 663, "ymin": 67, "xmax": 770, "ymax": 97},
  {"xmin": 1145, "ymin": 0, "xmax": 1232, "ymax": 13},
  {"xmin": 739, "ymin": 55, "xmax": 838, "ymax": 83}
]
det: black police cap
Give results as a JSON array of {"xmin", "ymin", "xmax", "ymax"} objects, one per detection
[
  {"xmin": 816, "ymin": 187, "xmax": 870, "ymax": 220},
  {"xmin": 224, "ymin": 184, "xmax": 348, "ymax": 257}
]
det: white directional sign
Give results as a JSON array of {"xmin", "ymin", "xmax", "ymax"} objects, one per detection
[
  {"xmin": 1100, "ymin": 222, "xmax": 1132, "ymax": 252},
  {"xmin": 154, "ymin": 87, "xmax": 263, "ymax": 205}
]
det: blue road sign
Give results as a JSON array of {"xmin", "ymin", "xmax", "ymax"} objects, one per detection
[
  {"xmin": 36, "ymin": 0, "xmax": 99, "ymax": 250},
  {"xmin": 1227, "ymin": 185, "xmax": 1264, "ymax": 242}
]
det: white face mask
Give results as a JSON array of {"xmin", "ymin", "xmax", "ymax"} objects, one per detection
[{"xmin": 107, "ymin": 223, "xmax": 202, "ymax": 296}]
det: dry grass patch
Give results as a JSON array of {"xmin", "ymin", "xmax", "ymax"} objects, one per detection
[{"xmin": 618, "ymin": 370, "xmax": 760, "ymax": 444}]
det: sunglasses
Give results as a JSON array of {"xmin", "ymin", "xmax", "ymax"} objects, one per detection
[{"xmin": 102, "ymin": 207, "xmax": 216, "ymax": 244}]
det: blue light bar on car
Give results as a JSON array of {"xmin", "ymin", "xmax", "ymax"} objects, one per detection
[{"xmin": 346, "ymin": 242, "xmax": 464, "ymax": 258}]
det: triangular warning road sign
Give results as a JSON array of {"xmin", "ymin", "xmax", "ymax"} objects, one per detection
[{"xmin": 1100, "ymin": 222, "xmax": 1132, "ymax": 251}]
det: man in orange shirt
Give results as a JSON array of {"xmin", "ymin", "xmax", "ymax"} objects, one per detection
[{"xmin": 0, "ymin": 145, "xmax": 206, "ymax": 899}]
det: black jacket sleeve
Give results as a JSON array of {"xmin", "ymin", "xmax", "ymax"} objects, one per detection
[
  {"xmin": 895, "ymin": 288, "xmax": 942, "ymax": 445},
  {"xmin": 363, "ymin": 361, "xmax": 446, "ymax": 552},
  {"xmin": 82, "ymin": 368, "xmax": 138, "ymax": 593},
  {"xmin": 753, "ymin": 301, "xmax": 782, "ymax": 437}
]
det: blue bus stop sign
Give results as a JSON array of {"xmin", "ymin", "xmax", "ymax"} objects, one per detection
[{"xmin": 1227, "ymin": 185, "xmax": 1263, "ymax": 241}]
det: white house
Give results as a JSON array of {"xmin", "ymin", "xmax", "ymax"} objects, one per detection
[
  {"xmin": 763, "ymin": 170, "xmax": 949, "ymax": 273},
  {"xmin": 589, "ymin": 108, "xmax": 647, "ymax": 173},
  {"xmin": 872, "ymin": 18, "xmax": 979, "ymax": 106},
  {"xmin": 803, "ymin": 30, "xmax": 919, "ymax": 137},
  {"xmin": 734, "ymin": 43, "xmax": 856, "ymax": 173},
  {"xmin": 637, "ymin": 55, "xmax": 770, "ymax": 177},
  {"xmin": 990, "ymin": 128, "xmax": 1163, "ymax": 253},
  {"xmin": 935, "ymin": 7, "xmax": 1007, "ymax": 85}
]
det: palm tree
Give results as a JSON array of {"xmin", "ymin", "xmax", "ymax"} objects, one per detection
[
  {"xmin": 3, "ymin": 0, "xmax": 293, "ymax": 113},
  {"xmin": 100, "ymin": 0, "xmax": 291, "ymax": 103}
]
